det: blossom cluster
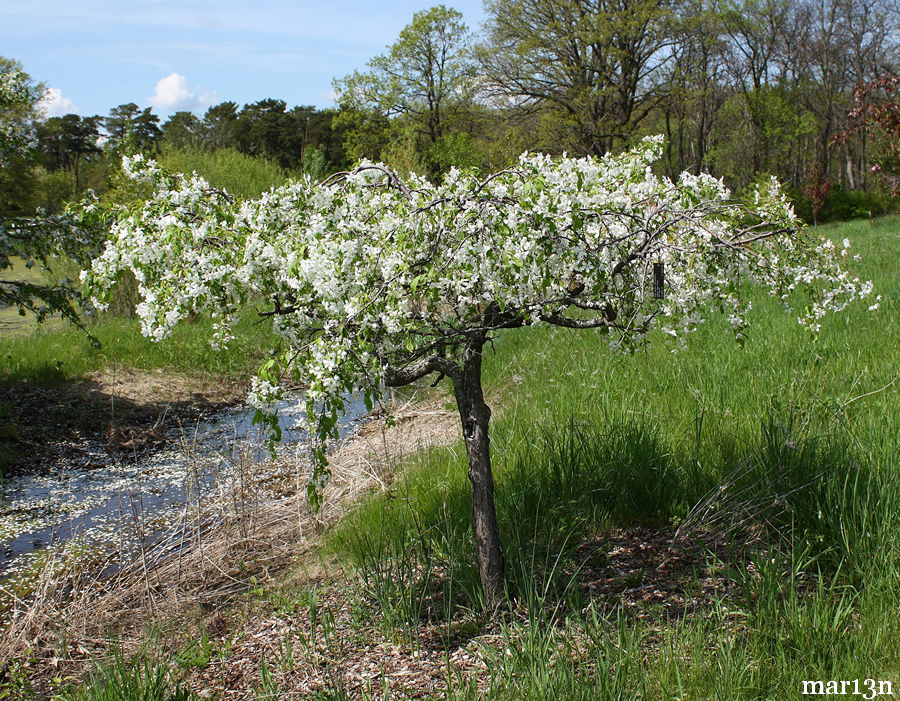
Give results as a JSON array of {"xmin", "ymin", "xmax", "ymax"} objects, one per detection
[
  {"xmin": 85, "ymin": 137, "xmax": 876, "ymax": 494},
  {"xmin": 0, "ymin": 70, "xmax": 38, "ymax": 161}
]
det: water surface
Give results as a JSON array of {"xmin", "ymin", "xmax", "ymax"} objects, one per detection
[{"xmin": 0, "ymin": 393, "xmax": 369, "ymax": 577}]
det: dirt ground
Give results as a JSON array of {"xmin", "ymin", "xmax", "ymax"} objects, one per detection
[{"xmin": 0, "ymin": 367, "xmax": 247, "ymax": 474}]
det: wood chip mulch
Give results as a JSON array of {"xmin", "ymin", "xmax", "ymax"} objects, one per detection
[
  {"xmin": 181, "ymin": 527, "xmax": 739, "ymax": 699},
  {"xmin": 186, "ymin": 579, "xmax": 492, "ymax": 699},
  {"xmin": 574, "ymin": 527, "xmax": 739, "ymax": 618}
]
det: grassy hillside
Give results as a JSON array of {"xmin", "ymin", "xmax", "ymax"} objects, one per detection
[
  {"xmin": 158, "ymin": 148, "xmax": 294, "ymax": 200},
  {"xmin": 0, "ymin": 311, "xmax": 277, "ymax": 387},
  {"xmin": 327, "ymin": 215, "xmax": 899, "ymax": 698}
]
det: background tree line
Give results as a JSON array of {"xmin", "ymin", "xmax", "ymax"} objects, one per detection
[
  {"xmin": 2, "ymin": 0, "xmax": 898, "ymax": 224},
  {"xmin": 2, "ymin": 87, "xmax": 351, "ymax": 214}
]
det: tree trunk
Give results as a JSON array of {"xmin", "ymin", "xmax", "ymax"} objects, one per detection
[{"xmin": 452, "ymin": 335, "xmax": 504, "ymax": 607}]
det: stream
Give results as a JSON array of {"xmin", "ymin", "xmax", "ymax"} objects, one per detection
[{"xmin": 0, "ymin": 393, "xmax": 369, "ymax": 580}]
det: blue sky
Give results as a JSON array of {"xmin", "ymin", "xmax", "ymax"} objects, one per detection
[{"xmin": 2, "ymin": 0, "xmax": 487, "ymax": 119}]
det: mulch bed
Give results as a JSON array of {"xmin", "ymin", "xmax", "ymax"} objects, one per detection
[
  {"xmin": 574, "ymin": 527, "xmax": 740, "ymax": 618},
  {"xmin": 181, "ymin": 527, "xmax": 737, "ymax": 699}
]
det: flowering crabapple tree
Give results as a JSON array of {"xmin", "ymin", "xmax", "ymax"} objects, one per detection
[
  {"xmin": 84, "ymin": 136, "xmax": 875, "ymax": 605},
  {"xmin": 835, "ymin": 74, "xmax": 899, "ymax": 196}
]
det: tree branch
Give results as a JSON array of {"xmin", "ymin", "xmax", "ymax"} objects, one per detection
[
  {"xmin": 538, "ymin": 312, "xmax": 623, "ymax": 330},
  {"xmin": 384, "ymin": 355, "xmax": 459, "ymax": 387}
]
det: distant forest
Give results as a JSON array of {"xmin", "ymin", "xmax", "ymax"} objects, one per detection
[{"xmin": 3, "ymin": 0, "xmax": 898, "ymax": 224}]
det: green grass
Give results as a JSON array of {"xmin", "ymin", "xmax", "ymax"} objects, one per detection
[
  {"xmin": 0, "ymin": 310, "xmax": 279, "ymax": 387},
  {"xmin": 327, "ymin": 215, "xmax": 900, "ymax": 696},
  {"xmin": 54, "ymin": 651, "xmax": 197, "ymax": 701}
]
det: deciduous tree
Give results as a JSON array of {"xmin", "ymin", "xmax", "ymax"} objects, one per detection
[
  {"xmin": 0, "ymin": 62, "xmax": 40, "ymax": 162},
  {"xmin": 1, "ymin": 61, "xmax": 102, "ymax": 329},
  {"xmin": 334, "ymin": 5, "xmax": 474, "ymax": 176},
  {"xmin": 85, "ymin": 138, "xmax": 875, "ymax": 606},
  {"xmin": 480, "ymin": 0, "xmax": 676, "ymax": 156},
  {"xmin": 836, "ymin": 73, "xmax": 900, "ymax": 194}
]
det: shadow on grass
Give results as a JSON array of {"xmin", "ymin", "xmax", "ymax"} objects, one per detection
[
  {"xmin": 331, "ymin": 409, "xmax": 897, "ymax": 627},
  {"xmin": 332, "ymin": 414, "xmax": 701, "ymax": 618}
]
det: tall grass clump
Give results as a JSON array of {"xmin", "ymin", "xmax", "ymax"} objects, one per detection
[
  {"xmin": 334, "ymin": 405, "xmax": 897, "ymax": 616},
  {"xmin": 684, "ymin": 410, "xmax": 899, "ymax": 583},
  {"xmin": 57, "ymin": 651, "xmax": 195, "ymax": 701},
  {"xmin": 331, "ymin": 411, "xmax": 693, "ymax": 620}
]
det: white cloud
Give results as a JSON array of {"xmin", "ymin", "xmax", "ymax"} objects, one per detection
[
  {"xmin": 148, "ymin": 72, "xmax": 216, "ymax": 113},
  {"xmin": 38, "ymin": 88, "xmax": 78, "ymax": 117},
  {"xmin": 318, "ymin": 87, "xmax": 339, "ymax": 105}
]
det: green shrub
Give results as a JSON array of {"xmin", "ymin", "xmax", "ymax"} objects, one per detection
[
  {"xmin": 158, "ymin": 147, "xmax": 291, "ymax": 199},
  {"xmin": 788, "ymin": 184, "xmax": 897, "ymax": 224}
]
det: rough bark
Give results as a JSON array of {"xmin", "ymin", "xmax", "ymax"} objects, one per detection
[{"xmin": 452, "ymin": 333, "xmax": 504, "ymax": 607}]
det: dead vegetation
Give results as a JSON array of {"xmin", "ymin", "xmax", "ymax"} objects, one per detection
[{"xmin": 1, "ymin": 391, "xmax": 461, "ymax": 697}]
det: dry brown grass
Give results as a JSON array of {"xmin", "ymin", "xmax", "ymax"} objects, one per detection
[{"xmin": 1, "ymin": 390, "xmax": 459, "ymax": 695}]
